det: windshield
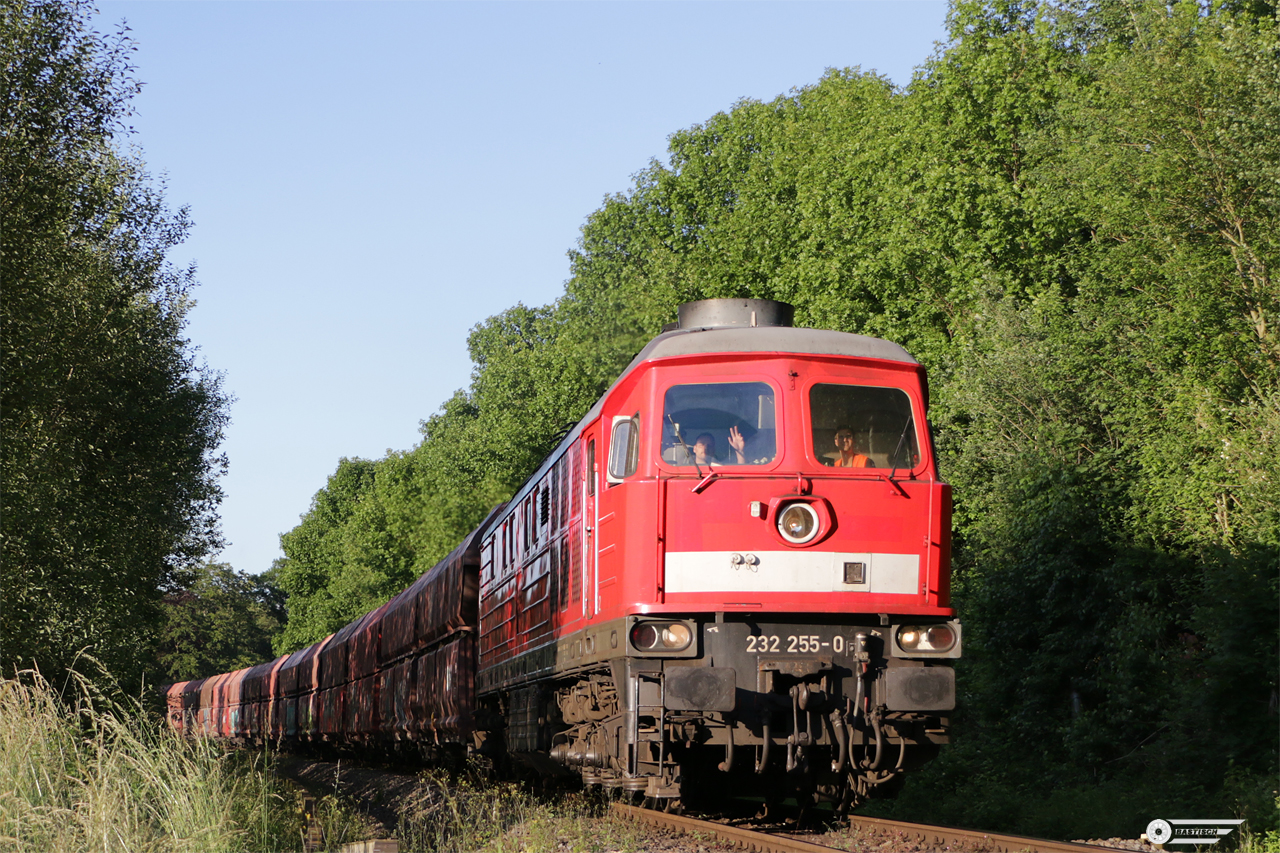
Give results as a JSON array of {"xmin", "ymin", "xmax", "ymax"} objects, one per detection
[
  {"xmin": 809, "ymin": 384, "xmax": 920, "ymax": 469},
  {"xmin": 662, "ymin": 382, "xmax": 777, "ymax": 466}
]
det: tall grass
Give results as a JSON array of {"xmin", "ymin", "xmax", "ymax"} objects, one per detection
[
  {"xmin": 395, "ymin": 770, "xmax": 645, "ymax": 853},
  {"xmin": 0, "ymin": 670, "xmax": 302, "ymax": 853}
]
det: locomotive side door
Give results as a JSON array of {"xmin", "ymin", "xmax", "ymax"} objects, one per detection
[{"xmin": 583, "ymin": 435, "xmax": 597, "ymax": 618}]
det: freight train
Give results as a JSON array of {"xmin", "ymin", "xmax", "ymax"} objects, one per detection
[{"xmin": 163, "ymin": 298, "xmax": 961, "ymax": 814}]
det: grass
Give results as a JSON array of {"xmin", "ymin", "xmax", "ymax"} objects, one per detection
[
  {"xmin": 308, "ymin": 790, "xmax": 384, "ymax": 852},
  {"xmin": 0, "ymin": 669, "xmax": 306, "ymax": 853},
  {"xmin": 394, "ymin": 770, "xmax": 649, "ymax": 853},
  {"xmin": 0, "ymin": 670, "xmax": 652, "ymax": 853},
  {"xmin": 1238, "ymin": 825, "xmax": 1280, "ymax": 853}
]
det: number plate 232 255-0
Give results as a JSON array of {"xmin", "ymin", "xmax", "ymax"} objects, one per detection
[{"xmin": 744, "ymin": 632, "xmax": 849, "ymax": 655}]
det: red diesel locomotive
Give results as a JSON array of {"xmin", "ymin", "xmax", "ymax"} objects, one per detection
[{"xmin": 164, "ymin": 298, "xmax": 961, "ymax": 812}]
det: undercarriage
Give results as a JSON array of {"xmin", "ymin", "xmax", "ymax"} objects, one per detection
[{"xmin": 480, "ymin": 616, "xmax": 956, "ymax": 814}]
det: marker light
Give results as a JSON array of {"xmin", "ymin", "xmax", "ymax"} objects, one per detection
[
  {"xmin": 896, "ymin": 624, "xmax": 957, "ymax": 653},
  {"xmin": 630, "ymin": 621, "xmax": 693, "ymax": 653},
  {"xmin": 631, "ymin": 624, "xmax": 660, "ymax": 651}
]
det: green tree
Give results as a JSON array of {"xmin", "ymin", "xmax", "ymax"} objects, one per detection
[
  {"xmin": 272, "ymin": 458, "xmax": 378, "ymax": 651},
  {"xmin": 897, "ymin": 0, "xmax": 1279, "ymax": 833},
  {"xmin": 156, "ymin": 562, "xmax": 283, "ymax": 681},
  {"xmin": 0, "ymin": 0, "xmax": 229, "ymax": 692}
]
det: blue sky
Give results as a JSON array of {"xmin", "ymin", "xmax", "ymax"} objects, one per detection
[{"xmin": 96, "ymin": 0, "xmax": 949, "ymax": 577}]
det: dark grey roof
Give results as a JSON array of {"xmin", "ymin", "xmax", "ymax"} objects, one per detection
[{"xmin": 632, "ymin": 325, "xmax": 917, "ymax": 366}]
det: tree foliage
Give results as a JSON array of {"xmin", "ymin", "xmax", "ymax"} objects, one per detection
[
  {"xmin": 274, "ymin": 0, "xmax": 1277, "ymax": 835},
  {"xmin": 0, "ymin": 0, "xmax": 229, "ymax": 692},
  {"xmin": 156, "ymin": 562, "xmax": 283, "ymax": 681}
]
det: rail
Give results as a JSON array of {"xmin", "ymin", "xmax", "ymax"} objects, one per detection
[{"xmin": 611, "ymin": 801, "xmax": 1137, "ymax": 853}]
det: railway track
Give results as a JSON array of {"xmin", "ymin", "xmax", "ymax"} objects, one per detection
[
  {"xmin": 276, "ymin": 753, "xmax": 1144, "ymax": 852},
  {"xmin": 611, "ymin": 801, "xmax": 1138, "ymax": 853}
]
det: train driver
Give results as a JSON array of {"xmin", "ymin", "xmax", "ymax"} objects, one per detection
[{"xmin": 832, "ymin": 426, "xmax": 873, "ymax": 468}]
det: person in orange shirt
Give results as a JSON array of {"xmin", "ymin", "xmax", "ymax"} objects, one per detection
[{"xmin": 832, "ymin": 427, "xmax": 872, "ymax": 467}]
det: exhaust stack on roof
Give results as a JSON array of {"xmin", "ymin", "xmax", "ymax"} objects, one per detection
[{"xmin": 671, "ymin": 298, "xmax": 795, "ymax": 331}]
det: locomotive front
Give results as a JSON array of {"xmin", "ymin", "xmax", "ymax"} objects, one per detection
[{"xmin": 479, "ymin": 299, "xmax": 959, "ymax": 814}]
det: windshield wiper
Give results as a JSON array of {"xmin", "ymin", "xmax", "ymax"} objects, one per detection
[
  {"xmin": 889, "ymin": 415, "xmax": 914, "ymax": 473},
  {"xmin": 667, "ymin": 415, "xmax": 702, "ymax": 479},
  {"xmin": 884, "ymin": 415, "xmax": 914, "ymax": 496}
]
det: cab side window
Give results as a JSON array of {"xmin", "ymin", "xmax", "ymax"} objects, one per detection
[{"xmin": 606, "ymin": 413, "xmax": 640, "ymax": 482}]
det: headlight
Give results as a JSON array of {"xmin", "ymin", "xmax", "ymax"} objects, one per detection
[
  {"xmin": 777, "ymin": 502, "xmax": 820, "ymax": 544},
  {"xmin": 662, "ymin": 624, "xmax": 691, "ymax": 650},
  {"xmin": 896, "ymin": 624, "xmax": 957, "ymax": 653},
  {"xmin": 630, "ymin": 620, "xmax": 693, "ymax": 653}
]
